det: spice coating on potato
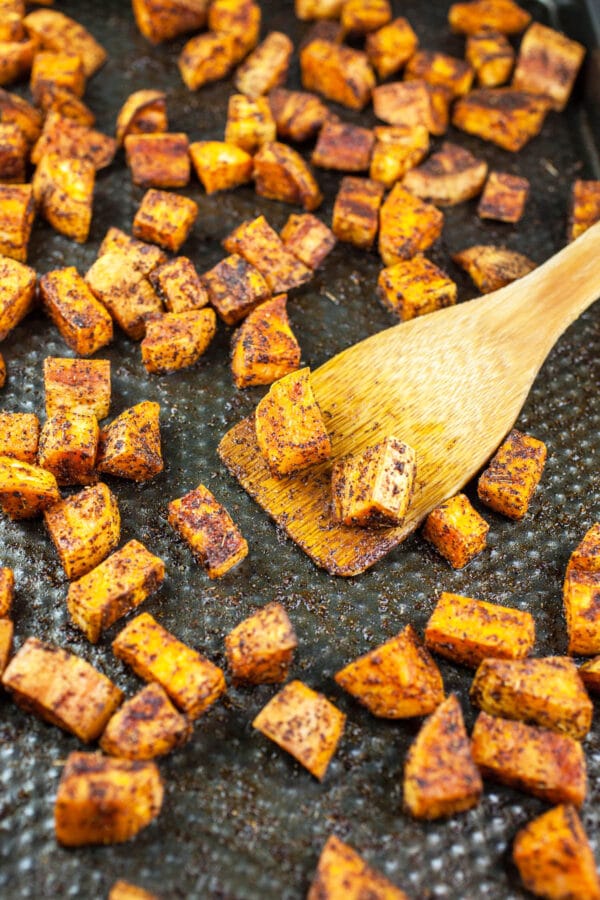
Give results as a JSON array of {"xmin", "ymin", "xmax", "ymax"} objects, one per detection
[
  {"xmin": 141, "ymin": 308, "xmax": 216, "ymax": 374},
  {"xmin": 40, "ymin": 266, "xmax": 113, "ymax": 356},
  {"xmin": 97, "ymin": 401, "xmax": 163, "ymax": 483},
  {"xmin": 332, "ymin": 176, "xmax": 383, "ymax": 250},
  {"xmin": 377, "ymin": 256, "xmax": 457, "ymax": 322},
  {"xmin": 405, "ymin": 50, "xmax": 473, "ymax": 97},
  {"xmin": 366, "ymin": 16, "xmax": 417, "ymax": 79},
  {"xmin": 189, "ymin": 140, "xmax": 253, "ymax": 195},
  {"xmin": 149, "ymin": 256, "xmax": 208, "ymax": 313},
  {"xmin": 0, "ymin": 455, "xmax": 61, "ymax": 519},
  {"xmin": 0, "ymin": 185, "xmax": 35, "ymax": 263},
  {"xmin": 254, "ymin": 141, "xmax": 323, "ymax": 211},
  {"xmin": 300, "ymin": 39, "xmax": 375, "ymax": 111},
  {"xmin": 0, "ymin": 617, "xmax": 13, "ymax": 675},
  {"xmin": 478, "ymin": 171, "xmax": 529, "ymax": 222},
  {"xmin": 295, "ymin": 0, "xmax": 344, "ymax": 19},
  {"xmin": 178, "ymin": 30, "xmax": 237, "ymax": 91},
  {"xmin": 449, "ymin": 0, "xmax": 531, "ymax": 35},
  {"xmin": 341, "ymin": 0, "xmax": 391, "ymax": 35},
  {"xmin": 454, "ymin": 245, "xmax": 537, "ymax": 293},
  {"xmin": 44, "ymin": 357, "xmax": 110, "ymax": 419},
  {"xmin": 0, "ymin": 89, "xmax": 42, "ymax": 145},
  {"xmin": 0, "ymin": 35, "xmax": 38, "ymax": 88},
  {"xmin": 100, "ymin": 682, "xmax": 191, "ymax": 760},
  {"xmin": 116, "ymin": 90, "xmax": 167, "ymax": 146},
  {"xmin": 452, "ymin": 87, "xmax": 549, "ymax": 152},
  {"xmin": 372, "ymin": 81, "xmax": 435, "ymax": 132},
  {"xmin": 98, "ymin": 227, "xmax": 167, "ymax": 276},
  {"xmin": 567, "ymin": 179, "xmax": 600, "ymax": 242},
  {"xmin": 37, "ymin": 410, "xmax": 99, "ymax": 486},
  {"xmin": 563, "ymin": 524, "xmax": 600, "ymax": 656},
  {"xmin": 422, "ymin": 493, "xmax": 489, "ymax": 568},
  {"xmin": 308, "ymin": 834, "xmax": 410, "ymax": 900},
  {"xmin": 203, "ymin": 253, "xmax": 271, "ymax": 325},
  {"xmin": 235, "ymin": 31, "xmax": 293, "ymax": 99},
  {"xmin": 466, "ymin": 32, "xmax": 515, "ymax": 88},
  {"xmin": 23, "ymin": 9, "xmax": 107, "ymax": 76},
  {"xmin": 0, "ymin": 253, "xmax": 35, "ymax": 338},
  {"xmin": 0, "ymin": 122, "xmax": 27, "ymax": 183},
  {"xmin": 513, "ymin": 22, "xmax": 585, "ymax": 112},
  {"xmin": 224, "ymin": 215, "xmax": 312, "ymax": 294},
  {"xmin": 125, "ymin": 132, "xmax": 189, "ymax": 189},
  {"xmin": 208, "ymin": 0, "xmax": 261, "ymax": 65},
  {"xmin": 32, "ymin": 152, "xmax": 95, "ymax": 243},
  {"xmin": 0, "ymin": 566, "xmax": 14, "ymax": 616},
  {"xmin": 280, "ymin": 213, "xmax": 336, "ymax": 270},
  {"xmin": 379, "ymin": 184, "xmax": 444, "ymax": 265},
  {"xmin": 30, "ymin": 50, "xmax": 86, "ymax": 109},
  {"xmin": 231, "ymin": 294, "xmax": 301, "ymax": 389},
  {"xmin": 31, "ymin": 112, "xmax": 116, "ymax": 171},
  {"xmin": 86, "ymin": 251, "xmax": 163, "ymax": 341},
  {"xmin": 131, "ymin": 0, "xmax": 208, "ymax": 44},
  {"xmin": 370, "ymin": 124, "xmax": 429, "ymax": 189},
  {"xmin": 477, "ymin": 428, "xmax": 546, "ymax": 518},
  {"xmin": 132, "ymin": 188, "xmax": 198, "ymax": 252},
  {"xmin": 312, "ymin": 120, "xmax": 374, "ymax": 173},
  {"xmin": 403, "ymin": 141, "xmax": 488, "ymax": 207},
  {"xmin": 268, "ymin": 88, "xmax": 328, "ymax": 143},
  {"xmin": 224, "ymin": 93, "xmax": 276, "ymax": 154},
  {"xmin": 225, "ymin": 601, "xmax": 297, "ymax": 685}
]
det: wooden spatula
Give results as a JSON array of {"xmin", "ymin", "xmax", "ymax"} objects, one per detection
[{"xmin": 218, "ymin": 222, "xmax": 600, "ymax": 576}]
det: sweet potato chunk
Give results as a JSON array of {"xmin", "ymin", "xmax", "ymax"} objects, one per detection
[
  {"xmin": 341, "ymin": 0, "xmax": 391, "ymax": 35},
  {"xmin": 366, "ymin": 16, "xmax": 418, "ymax": 79},
  {"xmin": 567, "ymin": 179, "xmax": 600, "ymax": 242},
  {"xmin": 125, "ymin": 132, "xmax": 190, "ymax": 189},
  {"xmin": 31, "ymin": 112, "xmax": 116, "ymax": 170},
  {"xmin": 44, "ymin": 357, "xmax": 110, "ymax": 420},
  {"xmin": 405, "ymin": 50, "xmax": 473, "ymax": 97},
  {"xmin": 0, "ymin": 88, "xmax": 42, "ymax": 145},
  {"xmin": 300, "ymin": 39, "xmax": 375, "ymax": 111},
  {"xmin": 132, "ymin": 188, "xmax": 198, "ymax": 252},
  {"xmin": 254, "ymin": 141, "xmax": 323, "ymax": 212},
  {"xmin": 67, "ymin": 539, "xmax": 165, "ymax": 644},
  {"xmin": 466, "ymin": 32, "xmax": 514, "ymax": 88},
  {"xmin": 0, "ymin": 412, "xmax": 38, "ymax": 464},
  {"xmin": 224, "ymin": 93, "xmax": 276, "ymax": 154},
  {"xmin": 471, "ymin": 712, "xmax": 587, "ymax": 806},
  {"xmin": 0, "ymin": 617, "xmax": 12, "ymax": 674},
  {"xmin": 86, "ymin": 252, "xmax": 162, "ymax": 340},
  {"xmin": 225, "ymin": 601, "xmax": 297, "ymax": 685},
  {"xmin": 0, "ymin": 35, "xmax": 37, "ymax": 88},
  {"xmin": 280, "ymin": 213, "xmax": 336, "ymax": 270},
  {"xmin": 404, "ymin": 694, "xmax": 482, "ymax": 819},
  {"xmin": 580, "ymin": 656, "xmax": 600, "ymax": 693},
  {"xmin": 109, "ymin": 882, "xmax": 158, "ymax": 900},
  {"xmin": 96, "ymin": 401, "xmax": 162, "ymax": 483},
  {"xmin": 207, "ymin": 0, "xmax": 261, "ymax": 65},
  {"xmin": 0, "ymin": 253, "xmax": 35, "ymax": 338},
  {"xmin": 255, "ymin": 367, "xmax": 331, "ymax": 476},
  {"xmin": 23, "ymin": 9, "xmax": 106, "ymax": 76},
  {"xmin": 253, "ymin": 680, "xmax": 345, "ymax": 780},
  {"xmin": 452, "ymin": 87, "xmax": 549, "ymax": 152},
  {"xmin": 38, "ymin": 410, "xmax": 98, "ymax": 486},
  {"xmin": 100, "ymin": 682, "xmax": 191, "ymax": 761},
  {"xmin": 454, "ymin": 245, "xmax": 536, "ymax": 293},
  {"xmin": 563, "ymin": 525, "xmax": 600, "ymax": 656},
  {"xmin": 268, "ymin": 88, "xmax": 328, "ymax": 143},
  {"xmin": 372, "ymin": 80, "xmax": 434, "ymax": 133},
  {"xmin": 0, "ymin": 9, "xmax": 24, "ymax": 44},
  {"xmin": 231, "ymin": 294, "xmax": 301, "ymax": 389},
  {"xmin": 30, "ymin": 50, "xmax": 85, "ymax": 109},
  {"xmin": 312, "ymin": 120, "xmax": 374, "ymax": 173},
  {"xmin": 189, "ymin": 140, "xmax": 253, "ymax": 194},
  {"xmin": 379, "ymin": 184, "xmax": 444, "ymax": 265},
  {"xmin": 477, "ymin": 429, "xmax": 546, "ymax": 519},
  {"xmin": 113, "ymin": 612, "xmax": 226, "ymax": 720},
  {"xmin": 1, "ymin": 636, "xmax": 122, "ymax": 741},
  {"xmin": 569, "ymin": 523, "xmax": 600, "ymax": 573},
  {"xmin": 141, "ymin": 308, "xmax": 216, "ymax": 374},
  {"xmin": 235, "ymin": 31, "xmax": 293, "ymax": 98},
  {"xmin": 32, "ymin": 153, "xmax": 94, "ymax": 243},
  {"xmin": 332, "ymin": 176, "xmax": 384, "ymax": 250},
  {"xmin": 378, "ymin": 256, "xmax": 456, "ymax": 322},
  {"xmin": 148, "ymin": 255, "xmax": 208, "ymax": 313},
  {"xmin": 98, "ymin": 227, "xmax": 167, "ymax": 276},
  {"xmin": 115, "ymin": 90, "xmax": 167, "ymax": 146},
  {"xmin": 295, "ymin": 0, "xmax": 344, "ymax": 19},
  {"xmin": 131, "ymin": 0, "xmax": 208, "ymax": 44},
  {"xmin": 42, "ymin": 88, "xmax": 95, "ymax": 127},
  {"xmin": 0, "ymin": 455, "xmax": 60, "ymax": 518},
  {"xmin": 55, "ymin": 752, "xmax": 163, "ymax": 846},
  {"xmin": 0, "ymin": 184, "xmax": 35, "ymax": 262},
  {"xmin": 513, "ymin": 22, "xmax": 585, "ymax": 112},
  {"xmin": 40, "ymin": 266, "xmax": 113, "ymax": 356},
  {"xmin": 403, "ymin": 142, "xmax": 488, "ymax": 207},
  {"xmin": 308, "ymin": 835, "xmax": 410, "ymax": 900},
  {"xmin": 223, "ymin": 215, "xmax": 312, "ymax": 294},
  {"xmin": 168, "ymin": 483, "xmax": 248, "ymax": 578},
  {"xmin": 0, "ymin": 122, "xmax": 27, "ymax": 182},
  {"xmin": 478, "ymin": 171, "xmax": 529, "ymax": 222},
  {"xmin": 425, "ymin": 591, "xmax": 535, "ymax": 668},
  {"xmin": 203, "ymin": 253, "xmax": 271, "ymax": 325},
  {"xmin": 0, "ymin": 566, "xmax": 14, "ymax": 616},
  {"xmin": 178, "ymin": 30, "xmax": 237, "ymax": 91},
  {"xmin": 370, "ymin": 124, "xmax": 429, "ymax": 189},
  {"xmin": 449, "ymin": 0, "xmax": 531, "ymax": 34}
]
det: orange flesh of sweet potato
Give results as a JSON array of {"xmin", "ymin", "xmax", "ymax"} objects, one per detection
[
  {"xmin": 377, "ymin": 256, "xmax": 457, "ymax": 322},
  {"xmin": 231, "ymin": 293, "xmax": 301, "ymax": 389},
  {"xmin": 0, "ymin": 455, "xmax": 61, "ymax": 519},
  {"xmin": 132, "ymin": 188, "xmax": 198, "ymax": 252},
  {"xmin": 40, "ymin": 266, "xmax": 113, "ymax": 356},
  {"xmin": 477, "ymin": 428, "xmax": 546, "ymax": 518},
  {"xmin": 100, "ymin": 682, "xmax": 191, "ymax": 760},
  {"xmin": 44, "ymin": 357, "xmax": 110, "ymax": 419},
  {"xmin": 37, "ymin": 410, "xmax": 99, "ymax": 486},
  {"xmin": 141, "ymin": 308, "xmax": 216, "ymax": 374},
  {"xmin": 0, "ymin": 254, "xmax": 35, "ymax": 335},
  {"xmin": 308, "ymin": 834, "xmax": 410, "ymax": 900},
  {"xmin": 422, "ymin": 492, "xmax": 489, "ymax": 568},
  {"xmin": 0, "ymin": 566, "xmax": 14, "ymax": 616},
  {"xmin": 280, "ymin": 213, "xmax": 336, "ymax": 270},
  {"xmin": 202, "ymin": 253, "xmax": 271, "ymax": 325},
  {"xmin": 225, "ymin": 601, "xmax": 297, "ymax": 685},
  {"xmin": 96, "ymin": 401, "xmax": 163, "ymax": 482},
  {"xmin": 332, "ymin": 176, "xmax": 384, "ymax": 249}
]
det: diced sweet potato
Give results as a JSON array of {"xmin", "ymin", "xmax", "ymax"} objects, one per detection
[
  {"xmin": 115, "ymin": 90, "xmax": 167, "ymax": 146},
  {"xmin": 223, "ymin": 215, "xmax": 312, "ymax": 294},
  {"xmin": 189, "ymin": 140, "xmax": 253, "ymax": 194},
  {"xmin": 0, "ymin": 617, "xmax": 12, "ymax": 674},
  {"xmin": 42, "ymin": 88, "xmax": 96, "ymax": 127},
  {"xmin": 0, "ymin": 455, "xmax": 60, "ymax": 518},
  {"xmin": 0, "ymin": 35, "xmax": 37, "ymax": 88},
  {"xmin": 96, "ymin": 401, "xmax": 163, "ymax": 483},
  {"xmin": 449, "ymin": 0, "xmax": 531, "ymax": 35},
  {"xmin": 567, "ymin": 179, "xmax": 600, "ymax": 242},
  {"xmin": 471, "ymin": 712, "xmax": 587, "ymax": 806},
  {"xmin": 308, "ymin": 835, "xmax": 410, "ymax": 900},
  {"xmin": 0, "ymin": 253, "xmax": 35, "ymax": 338},
  {"xmin": 31, "ymin": 111, "xmax": 116, "ymax": 170},
  {"xmin": 168, "ymin": 483, "xmax": 248, "ymax": 578},
  {"xmin": 580, "ymin": 655, "xmax": 600, "ymax": 693},
  {"xmin": 67, "ymin": 539, "xmax": 165, "ymax": 644},
  {"xmin": 452, "ymin": 87, "xmax": 549, "ymax": 152},
  {"xmin": 341, "ymin": 0, "xmax": 391, "ymax": 35},
  {"xmin": 235, "ymin": 31, "xmax": 293, "ymax": 99},
  {"xmin": 513, "ymin": 22, "xmax": 585, "ymax": 112},
  {"xmin": 569, "ymin": 523, "xmax": 600, "ymax": 573},
  {"xmin": 178, "ymin": 30, "xmax": 237, "ymax": 91},
  {"xmin": 0, "ymin": 566, "xmax": 14, "ymax": 616},
  {"xmin": 253, "ymin": 679, "xmax": 345, "ymax": 780},
  {"xmin": 149, "ymin": 256, "xmax": 208, "ymax": 313},
  {"xmin": 370, "ymin": 124, "xmax": 429, "ymax": 189},
  {"xmin": 54, "ymin": 751, "xmax": 163, "ymax": 846},
  {"xmin": 231, "ymin": 294, "xmax": 301, "ymax": 389},
  {"xmin": 312, "ymin": 120, "xmax": 374, "ymax": 173},
  {"xmin": 141, "ymin": 308, "xmax": 216, "ymax": 374},
  {"xmin": 0, "ymin": 412, "xmax": 38, "ymax": 464},
  {"xmin": 379, "ymin": 184, "xmax": 444, "ymax": 265},
  {"xmin": 403, "ymin": 694, "xmax": 482, "ymax": 819},
  {"xmin": 224, "ymin": 93, "xmax": 276, "ymax": 154},
  {"xmin": 125, "ymin": 132, "xmax": 190, "ymax": 189},
  {"xmin": 0, "ymin": 122, "xmax": 27, "ymax": 182},
  {"xmin": 32, "ymin": 153, "xmax": 94, "ymax": 243},
  {"xmin": 44, "ymin": 357, "xmax": 110, "ymax": 419},
  {"xmin": 207, "ymin": 0, "xmax": 261, "ymax": 65},
  {"xmin": 332, "ymin": 176, "xmax": 384, "ymax": 250},
  {"xmin": 44, "ymin": 482, "xmax": 120, "ymax": 580},
  {"xmin": 132, "ymin": 188, "xmax": 198, "ymax": 253},
  {"xmin": 477, "ymin": 429, "xmax": 546, "ymax": 518},
  {"xmin": 109, "ymin": 882, "xmax": 158, "ymax": 900},
  {"xmin": 466, "ymin": 32, "xmax": 514, "ymax": 88},
  {"xmin": 295, "ymin": 0, "xmax": 344, "ymax": 19},
  {"xmin": 40, "ymin": 266, "xmax": 113, "ymax": 356},
  {"xmin": 23, "ymin": 9, "xmax": 106, "ymax": 76},
  {"xmin": 131, "ymin": 0, "xmax": 208, "ymax": 44},
  {"xmin": 280, "ymin": 213, "xmax": 335, "ymax": 270},
  {"xmin": 100, "ymin": 682, "xmax": 191, "ymax": 760},
  {"xmin": 0, "ymin": 9, "xmax": 24, "ymax": 43},
  {"xmin": 98, "ymin": 227, "xmax": 167, "ymax": 276},
  {"xmin": 405, "ymin": 49, "xmax": 473, "ymax": 97},
  {"xmin": 203, "ymin": 253, "xmax": 271, "ymax": 325},
  {"xmin": 113, "ymin": 612, "xmax": 226, "ymax": 720},
  {"xmin": 268, "ymin": 88, "xmax": 328, "ymax": 143},
  {"xmin": 563, "ymin": 560, "xmax": 600, "ymax": 658},
  {"xmin": 377, "ymin": 256, "xmax": 457, "ymax": 321},
  {"xmin": 38, "ymin": 410, "xmax": 99, "ymax": 486},
  {"xmin": 300, "ymin": 38, "xmax": 375, "ymax": 111},
  {"xmin": 1, "ymin": 636, "xmax": 122, "ymax": 740},
  {"xmin": 0, "ymin": 184, "xmax": 35, "ymax": 262},
  {"xmin": 255, "ymin": 367, "xmax": 331, "ymax": 476},
  {"xmin": 30, "ymin": 50, "xmax": 85, "ymax": 109},
  {"xmin": 366, "ymin": 16, "xmax": 418, "ymax": 79},
  {"xmin": 454, "ymin": 245, "xmax": 537, "ymax": 293},
  {"xmin": 403, "ymin": 142, "xmax": 488, "ymax": 207},
  {"xmin": 225, "ymin": 601, "xmax": 297, "ymax": 685},
  {"xmin": 0, "ymin": 88, "xmax": 42, "ymax": 145},
  {"xmin": 86, "ymin": 252, "xmax": 162, "ymax": 340},
  {"xmin": 372, "ymin": 80, "xmax": 434, "ymax": 132},
  {"xmin": 254, "ymin": 141, "xmax": 323, "ymax": 211},
  {"xmin": 478, "ymin": 171, "xmax": 529, "ymax": 222}
]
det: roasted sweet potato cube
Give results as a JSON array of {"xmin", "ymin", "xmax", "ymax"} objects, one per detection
[
  {"xmin": 44, "ymin": 482, "xmax": 120, "ymax": 580},
  {"xmin": 425, "ymin": 591, "xmax": 535, "ymax": 667},
  {"xmin": 332, "ymin": 176, "xmax": 383, "ymax": 250},
  {"xmin": 372, "ymin": 81, "xmax": 434, "ymax": 133},
  {"xmin": 0, "ymin": 617, "xmax": 12, "ymax": 674},
  {"xmin": 568, "ymin": 179, "xmax": 600, "ymax": 242},
  {"xmin": 0, "ymin": 88, "xmax": 42, "ymax": 145},
  {"xmin": 67, "ymin": 539, "xmax": 165, "ymax": 644},
  {"xmin": 341, "ymin": 0, "xmax": 391, "ymax": 35},
  {"xmin": 32, "ymin": 153, "xmax": 94, "ymax": 243},
  {"xmin": 253, "ymin": 680, "xmax": 345, "ymax": 780},
  {"xmin": 406, "ymin": 50, "xmax": 473, "ymax": 97},
  {"xmin": 189, "ymin": 140, "xmax": 252, "ymax": 194},
  {"xmin": 569, "ymin": 523, "xmax": 600, "ymax": 573},
  {"xmin": 403, "ymin": 694, "xmax": 482, "ymax": 819},
  {"xmin": 31, "ymin": 111, "xmax": 116, "ymax": 170},
  {"xmin": 471, "ymin": 712, "xmax": 587, "ymax": 806},
  {"xmin": 41, "ymin": 87, "xmax": 96, "ymax": 127},
  {"xmin": 1, "ymin": 636, "xmax": 122, "ymax": 740},
  {"xmin": 449, "ymin": 0, "xmax": 531, "ymax": 35},
  {"xmin": 580, "ymin": 656, "xmax": 600, "ymax": 693},
  {"xmin": 0, "ymin": 184, "xmax": 35, "ymax": 262},
  {"xmin": 379, "ymin": 184, "xmax": 444, "ymax": 265},
  {"xmin": 132, "ymin": 188, "xmax": 198, "ymax": 253},
  {"xmin": 115, "ymin": 90, "xmax": 167, "ymax": 146},
  {"xmin": 370, "ymin": 124, "xmax": 429, "ymax": 189},
  {"xmin": 23, "ymin": 9, "xmax": 106, "ymax": 76},
  {"xmin": 0, "ymin": 36, "xmax": 37, "ymax": 87},
  {"xmin": 308, "ymin": 835, "xmax": 410, "ymax": 900},
  {"xmin": 86, "ymin": 252, "xmax": 162, "ymax": 341},
  {"xmin": 563, "ymin": 565, "xmax": 600, "ymax": 657},
  {"xmin": 100, "ymin": 683, "xmax": 191, "ymax": 761},
  {"xmin": 268, "ymin": 88, "xmax": 328, "ymax": 143},
  {"xmin": 224, "ymin": 94, "xmax": 276, "ymax": 154},
  {"xmin": 30, "ymin": 50, "xmax": 85, "ymax": 109},
  {"xmin": 225, "ymin": 601, "xmax": 297, "ymax": 684},
  {"xmin": 231, "ymin": 294, "xmax": 301, "ymax": 389},
  {"xmin": 471, "ymin": 657, "xmax": 593, "ymax": 740},
  {"xmin": 96, "ymin": 401, "xmax": 163, "ymax": 483},
  {"xmin": 452, "ymin": 87, "xmax": 549, "ymax": 152},
  {"xmin": 125, "ymin": 132, "xmax": 190, "ymax": 189},
  {"xmin": 168, "ymin": 483, "xmax": 248, "ymax": 578},
  {"xmin": 255, "ymin": 367, "xmax": 331, "ymax": 476},
  {"xmin": 131, "ymin": 0, "xmax": 208, "ymax": 44},
  {"xmin": 0, "ymin": 412, "xmax": 39, "ymax": 463},
  {"xmin": 207, "ymin": 0, "xmax": 261, "ymax": 65},
  {"xmin": 113, "ymin": 612, "xmax": 227, "ymax": 720},
  {"xmin": 280, "ymin": 213, "xmax": 336, "ymax": 269},
  {"xmin": 312, "ymin": 120, "xmax": 374, "ymax": 173},
  {"xmin": 54, "ymin": 751, "xmax": 163, "ymax": 847},
  {"xmin": 366, "ymin": 16, "xmax": 418, "ymax": 79},
  {"xmin": 377, "ymin": 256, "xmax": 457, "ymax": 321},
  {"xmin": 0, "ymin": 455, "xmax": 60, "ymax": 518},
  {"xmin": 235, "ymin": 31, "xmax": 293, "ymax": 99},
  {"xmin": 0, "ymin": 122, "xmax": 27, "ymax": 182},
  {"xmin": 141, "ymin": 308, "xmax": 216, "ymax": 374},
  {"xmin": 203, "ymin": 253, "xmax": 271, "ymax": 325},
  {"xmin": 149, "ymin": 256, "xmax": 208, "ymax": 313},
  {"xmin": 295, "ymin": 0, "xmax": 345, "ymax": 19},
  {"xmin": 98, "ymin": 227, "xmax": 167, "ymax": 276},
  {"xmin": 223, "ymin": 215, "xmax": 312, "ymax": 294},
  {"xmin": 0, "ymin": 10, "xmax": 24, "ymax": 43},
  {"xmin": 38, "ymin": 410, "xmax": 98, "ymax": 486},
  {"xmin": 0, "ymin": 254, "xmax": 35, "ymax": 338},
  {"xmin": 513, "ymin": 22, "xmax": 585, "ymax": 112},
  {"xmin": 44, "ymin": 357, "xmax": 110, "ymax": 420},
  {"xmin": 254, "ymin": 141, "xmax": 323, "ymax": 211},
  {"xmin": 466, "ymin": 32, "xmax": 514, "ymax": 88},
  {"xmin": 109, "ymin": 881, "xmax": 158, "ymax": 900},
  {"xmin": 477, "ymin": 429, "xmax": 546, "ymax": 519},
  {"xmin": 0, "ymin": 566, "xmax": 14, "ymax": 616},
  {"xmin": 300, "ymin": 39, "xmax": 375, "ymax": 111},
  {"xmin": 178, "ymin": 30, "xmax": 237, "ymax": 91},
  {"xmin": 454, "ymin": 245, "xmax": 536, "ymax": 293},
  {"xmin": 478, "ymin": 171, "xmax": 529, "ymax": 223},
  {"xmin": 40, "ymin": 266, "xmax": 113, "ymax": 356},
  {"xmin": 404, "ymin": 142, "xmax": 488, "ymax": 207}
]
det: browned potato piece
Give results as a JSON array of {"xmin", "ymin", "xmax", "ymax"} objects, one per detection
[
  {"xmin": 0, "ymin": 122, "xmax": 27, "ymax": 183},
  {"xmin": 332, "ymin": 176, "xmax": 384, "ymax": 250},
  {"xmin": 149, "ymin": 256, "xmax": 208, "ymax": 313},
  {"xmin": 280, "ymin": 213, "xmax": 336, "ymax": 270},
  {"xmin": 0, "ymin": 9, "xmax": 24, "ymax": 43},
  {"xmin": 231, "ymin": 294, "xmax": 301, "ymax": 389},
  {"xmin": 466, "ymin": 32, "xmax": 514, "ymax": 88},
  {"xmin": 100, "ymin": 683, "xmax": 191, "ymax": 761},
  {"xmin": 569, "ymin": 522, "xmax": 600, "ymax": 573},
  {"xmin": 0, "ymin": 253, "xmax": 35, "ymax": 337},
  {"xmin": 23, "ymin": 9, "xmax": 106, "ymax": 76},
  {"xmin": 373, "ymin": 81, "xmax": 435, "ymax": 132},
  {"xmin": 131, "ymin": 0, "xmax": 208, "ymax": 44},
  {"xmin": 115, "ymin": 90, "xmax": 167, "ymax": 146},
  {"xmin": 563, "ymin": 526, "xmax": 600, "ymax": 657},
  {"xmin": 300, "ymin": 39, "xmax": 375, "ymax": 111},
  {"xmin": 478, "ymin": 171, "xmax": 529, "ymax": 223},
  {"xmin": 125, "ymin": 132, "xmax": 190, "ymax": 189},
  {"xmin": 203, "ymin": 253, "xmax": 271, "ymax": 325},
  {"xmin": 0, "ymin": 35, "xmax": 37, "ymax": 88},
  {"xmin": 0, "ymin": 412, "xmax": 38, "ymax": 463},
  {"xmin": 109, "ymin": 882, "xmax": 158, "ymax": 900},
  {"xmin": 268, "ymin": 88, "xmax": 328, "ymax": 143},
  {"xmin": 223, "ymin": 215, "xmax": 312, "ymax": 294},
  {"xmin": 31, "ymin": 111, "xmax": 116, "ymax": 170},
  {"xmin": 168, "ymin": 483, "xmax": 248, "ymax": 578},
  {"xmin": 0, "ymin": 566, "xmax": 14, "ymax": 616},
  {"xmin": 406, "ymin": 50, "xmax": 473, "ymax": 97},
  {"xmin": 471, "ymin": 712, "xmax": 587, "ymax": 806},
  {"xmin": 38, "ymin": 410, "xmax": 98, "ymax": 486},
  {"xmin": 449, "ymin": 0, "xmax": 531, "ymax": 35},
  {"xmin": 341, "ymin": 0, "xmax": 391, "ymax": 35},
  {"xmin": 1, "ymin": 636, "xmax": 122, "ymax": 740},
  {"xmin": 40, "ymin": 266, "xmax": 113, "ymax": 356},
  {"xmin": 67, "ymin": 539, "xmax": 165, "ymax": 644},
  {"xmin": 42, "ymin": 87, "xmax": 96, "ymax": 127},
  {"xmin": 55, "ymin": 751, "xmax": 163, "ymax": 846},
  {"xmin": 513, "ymin": 22, "xmax": 585, "ymax": 112},
  {"xmin": 96, "ymin": 401, "xmax": 163, "ymax": 483},
  {"xmin": 235, "ymin": 31, "xmax": 293, "ymax": 99},
  {"xmin": 308, "ymin": 835, "xmax": 410, "ymax": 900},
  {"xmin": 471, "ymin": 656, "xmax": 593, "ymax": 741},
  {"xmin": 253, "ymin": 680, "xmax": 345, "ymax": 780},
  {"xmin": 403, "ymin": 142, "xmax": 488, "ymax": 207},
  {"xmin": 132, "ymin": 188, "xmax": 198, "ymax": 252},
  {"xmin": 0, "ymin": 184, "xmax": 35, "ymax": 262},
  {"xmin": 477, "ymin": 428, "xmax": 546, "ymax": 518},
  {"xmin": 0, "ymin": 455, "xmax": 60, "ymax": 518},
  {"xmin": 189, "ymin": 140, "xmax": 253, "ymax": 194},
  {"xmin": 141, "ymin": 308, "xmax": 216, "ymax": 374},
  {"xmin": 295, "ymin": 0, "xmax": 344, "ymax": 19},
  {"xmin": 225, "ymin": 601, "xmax": 297, "ymax": 685},
  {"xmin": 207, "ymin": 0, "xmax": 261, "ymax": 65},
  {"xmin": 370, "ymin": 124, "xmax": 429, "ymax": 189},
  {"xmin": 335, "ymin": 624, "xmax": 444, "ymax": 718},
  {"xmin": 32, "ymin": 153, "xmax": 94, "ymax": 243},
  {"xmin": 568, "ymin": 179, "xmax": 600, "ymax": 242},
  {"xmin": 379, "ymin": 184, "xmax": 444, "ymax": 265},
  {"xmin": 178, "ymin": 30, "xmax": 237, "ymax": 91},
  {"xmin": 404, "ymin": 694, "xmax": 482, "ymax": 819},
  {"xmin": 86, "ymin": 252, "xmax": 162, "ymax": 341},
  {"xmin": 113, "ymin": 612, "xmax": 226, "ymax": 720},
  {"xmin": 30, "ymin": 50, "xmax": 85, "ymax": 109},
  {"xmin": 425, "ymin": 591, "xmax": 535, "ymax": 667},
  {"xmin": 44, "ymin": 482, "xmax": 120, "ymax": 580},
  {"xmin": 580, "ymin": 656, "xmax": 600, "ymax": 693},
  {"xmin": 312, "ymin": 119, "xmax": 374, "ymax": 173},
  {"xmin": 224, "ymin": 93, "xmax": 276, "ymax": 154},
  {"xmin": 0, "ymin": 88, "xmax": 42, "ymax": 145},
  {"xmin": 366, "ymin": 16, "xmax": 418, "ymax": 79},
  {"xmin": 454, "ymin": 245, "xmax": 537, "ymax": 293},
  {"xmin": 255, "ymin": 367, "xmax": 331, "ymax": 477},
  {"xmin": 98, "ymin": 226, "xmax": 167, "ymax": 275},
  {"xmin": 452, "ymin": 87, "xmax": 549, "ymax": 152},
  {"xmin": 0, "ymin": 617, "xmax": 12, "ymax": 674},
  {"xmin": 378, "ymin": 256, "xmax": 456, "ymax": 322},
  {"xmin": 44, "ymin": 357, "xmax": 110, "ymax": 419},
  {"xmin": 254, "ymin": 141, "xmax": 322, "ymax": 212}
]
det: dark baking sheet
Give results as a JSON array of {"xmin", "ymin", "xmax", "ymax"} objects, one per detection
[{"xmin": 0, "ymin": 1, "xmax": 599, "ymax": 897}]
